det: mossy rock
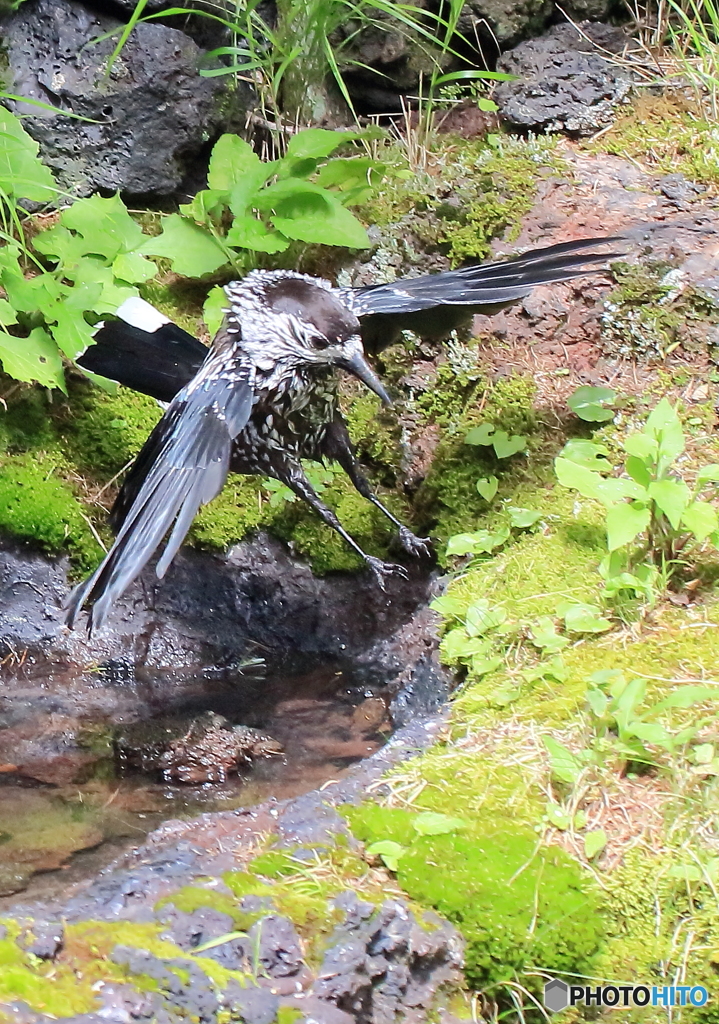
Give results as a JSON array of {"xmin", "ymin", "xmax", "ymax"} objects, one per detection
[{"xmin": 345, "ymin": 804, "xmax": 604, "ymax": 999}]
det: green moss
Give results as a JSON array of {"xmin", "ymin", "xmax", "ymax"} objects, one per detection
[
  {"xmin": 276, "ymin": 1008, "xmax": 304, "ymax": 1024},
  {"xmin": 345, "ymin": 805, "xmax": 604, "ymax": 998},
  {"xmin": 188, "ymin": 473, "xmax": 267, "ymax": 550},
  {"xmin": 341, "ymin": 389, "xmax": 401, "ymax": 481},
  {"xmin": 223, "ymin": 870, "xmax": 274, "ymax": 900},
  {"xmin": 155, "ymin": 885, "xmax": 261, "ymax": 930},
  {"xmin": 248, "ymin": 850, "xmax": 302, "ymax": 879},
  {"xmin": 0, "ymin": 451, "xmax": 102, "ymax": 571}
]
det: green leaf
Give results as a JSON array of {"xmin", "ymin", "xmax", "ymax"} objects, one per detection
[
  {"xmin": 0, "ymin": 327, "xmax": 64, "ymax": 390},
  {"xmin": 0, "ymin": 299, "xmax": 18, "ymax": 326},
  {"xmin": 140, "ymin": 215, "xmax": 230, "ymax": 276},
  {"xmin": 652, "ymin": 685, "xmax": 718, "ymax": 714},
  {"xmin": 429, "ymin": 594, "xmax": 467, "ymax": 619},
  {"xmin": 440, "ymin": 629, "xmax": 492, "ymax": 663},
  {"xmin": 412, "ymin": 812, "xmax": 467, "ymax": 836},
  {"xmin": 471, "ymin": 655, "xmax": 503, "ymax": 677},
  {"xmin": 61, "ymin": 193, "xmax": 144, "ymax": 260},
  {"xmin": 285, "ymin": 127, "xmax": 355, "ymax": 161},
  {"xmin": 529, "ymin": 617, "xmax": 569, "ymax": 653},
  {"xmin": 208, "ymin": 133, "xmax": 267, "ymax": 191},
  {"xmin": 625, "ymin": 455, "xmax": 652, "ymax": 487},
  {"xmin": 464, "ymin": 423, "xmax": 495, "ymax": 445},
  {"xmin": 543, "ymin": 735, "xmax": 583, "ymax": 785},
  {"xmin": 586, "ymin": 688, "xmax": 608, "ymax": 717},
  {"xmin": 624, "ymin": 432, "xmax": 657, "ymax": 461},
  {"xmin": 628, "ymin": 721, "xmax": 673, "ymax": 747},
  {"xmin": 647, "ymin": 478, "xmax": 690, "ymax": 529},
  {"xmin": 507, "ymin": 506, "xmax": 542, "ymax": 529},
  {"xmin": 558, "ymin": 439, "xmax": 612, "ymax": 471},
  {"xmin": 546, "ymin": 803, "xmax": 572, "ymax": 830},
  {"xmin": 112, "ymin": 251, "xmax": 158, "ymax": 284},
  {"xmin": 562, "ymin": 602, "xmax": 612, "ymax": 634},
  {"xmin": 226, "ymin": 214, "xmax": 290, "ymax": 254},
  {"xmin": 179, "ymin": 188, "xmax": 230, "ymax": 224},
  {"xmin": 365, "ymin": 840, "xmax": 405, "ymax": 872},
  {"xmin": 491, "ymin": 430, "xmax": 526, "ymax": 458},
  {"xmin": 203, "ymin": 286, "xmax": 227, "ymax": 337},
  {"xmin": 583, "ymin": 829, "xmax": 607, "ymax": 860},
  {"xmin": 263, "ymin": 181, "xmax": 370, "ymax": 249},
  {"xmin": 606, "ymin": 502, "xmax": 651, "ymax": 550},
  {"xmin": 681, "ymin": 501, "xmax": 718, "ymax": 543},
  {"xmin": 445, "ymin": 527, "xmax": 509, "ymax": 557},
  {"xmin": 567, "ymin": 385, "xmax": 616, "ymax": 422},
  {"xmin": 555, "ymin": 457, "xmax": 605, "ymax": 501},
  {"xmin": 50, "ymin": 307, "xmax": 96, "ymax": 359},
  {"xmin": 0, "ymin": 107, "xmax": 57, "ymax": 201},
  {"xmin": 71, "ymin": 259, "xmax": 137, "ymax": 314},
  {"xmin": 465, "ymin": 599, "xmax": 507, "ymax": 636},
  {"xmin": 693, "ymin": 743, "xmax": 715, "ymax": 764},
  {"xmin": 476, "ymin": 475, "xmax": 498, "ymax": 501},
  {"xmin": 645, "ymin": 398, "xmax": 685, "ymax": 468},
  {"xmin": 696, "ymin": 464, "xmax": 719, "ymax": 487}
]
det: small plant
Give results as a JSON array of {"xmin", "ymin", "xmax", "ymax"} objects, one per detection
[
  {"xmin": 556, "ymin": 399, "xmax": 719, "ymax": 608},
  {"xmin": 465, "ymin": 421, "xmax": 527, "ymax": 459},
  {"xmin": 567, "ymin": 385, "xmax": 617, "ymax": 423},
  {"xmin": 141, "ymin": 129, "xmax": 380, "ymax": 289}
]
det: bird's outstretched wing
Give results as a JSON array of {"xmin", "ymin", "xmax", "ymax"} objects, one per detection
[
  {"xmin": 66, "ymin": 348, "xmax": 256, "ymax": 633},
  {"xmin": 341, "ymin": 236, "xmax": 627, "ymax": 349},
  {"xmin": 77, "ymin": 297, "xmax": 207, "ymax": 402}
]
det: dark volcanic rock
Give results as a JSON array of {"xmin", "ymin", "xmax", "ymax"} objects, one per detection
[
  {"xmin": 0, "ymin": 0, "xmax": 252, "ymax": 197},
  {"xmin": 16, "ymin": 918, "xmax": 64, "ymax": 959},
  {"xmin": 494, "ymin": 22, "xmax": 633, "ymax": 135}
]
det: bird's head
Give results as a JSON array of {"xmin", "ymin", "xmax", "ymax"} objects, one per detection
[{"xmin": 224, "ymin": 272, "xmax": 391, "ymax": 405}]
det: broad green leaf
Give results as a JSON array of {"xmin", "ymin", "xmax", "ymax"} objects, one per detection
[
  {"xmin": 112, "ymin": 251, "xmax": 158, "ymax": 284},
  {"xmin": 439, "ymin": 629, "xmax": 492, "ymax": 663},
  {"xmin": 615, "ymin": 677, "xmax": 646, "ymax": 719},
  {"xmin": 491, "ymin": 430, "xmax": 526, "ymax": 458},
  {"xmin": 559, "ymin": 438, "xmax": 612, "ymax": 471},
  {"xmin": 465, "ymin": 599, "xmax": 507, "ymax": 636},
  {"xmin": 285, "ymin": 127, "xmax": 355, "ymax": 161},
  {"xmin": 471, "ymin": 655, "xmax": 503, "ymax": 676},
  {"xmin": 465, "ymin": 423, "xmax": 494, "ymax": 445},
  {"xmin": 140, "ymin": 215, "xmax": 229, "ymax": 276},
  {"xmin": 546, "ymin": 803, "xmax": 572, "ymax": 830},
  {"xmin": 33, "ymin": 224, "xmax": 89, "ymax": 269},
  {"xmin": 625, "ymin": 455, "xmax": 652, "ymax": 487},
  {"xmin": 606, "ymin": 502, "xmax": 651, "ymax": 550},
  {"xmin": 586, "ymin": 688, "xmax": 608, "ymax": 717},
  {"xmin": 645, "ymin": 398, "xmax": 685, "ymax": 467},
  {"xmin": 226, "ymin": 214, "xmax": 290, "ymax": 254},
  {"xmin": 628, "ymin": 721, "xmax": 673, "ymax": 747},
  {"xmin": 584, "ymin": 829, "xmax": 607, "ymax": 860},
  {"xmin": 61, "ymin": 193, "xmax": 144, "ymax": 259},
  {"xmin": 596, "ymin": 477, "xmax": 646, "ymax": 504},
  {"xmin": 555, "ymin": 457, "xmax": 605, "ymax": 501},
  {"xmin": 0, "ymin": 327, "xmax": 64, "ymax": 390},
  {"xmin": 543, "ymin": 735, "xmax": 583, "ymax": 785},
  {"xmin": 203, "ymin": 285, "xmax": 227, "ymax": 337},
  {"xmin": 412, "ymin": 812, "xmax": 467, "ymax": 836},
  {"xmin": 476, "ymin": 475, "xmax": 498, "ymax": 501},
  {"xmin": 624, "ymin": 432, "xmax": 657, "ymax": 461},
  {"xmin": 529, "ymin": 617, "xmax": 569, "ymax": 653},
  {"xmin": 366, "ymin": 840, "xmax": 405, "ymax": 872},
  {"xmin": 179, "ymin": 188, "xmax": 229, "ymax": 223},
  {"xmin": 50, "ymin": 307, "xmax": 96, "ymax": 359},
  {"xmin": 0, "ymin": 299, "xmax": 17, "ymax": 326},
  {"xmin": 429, "ymin": 594, "xmax": 468, "ymax": 619},
  {"xmin": 567, "ymin": 385, "xmax": 616, "ymax": 422},
  {"xmin": 445, "ymin": 527, "xmax": 509, "ymax": 557},
  {"xmin": 682, "ymin": 501, "xmax": 718, "ymax": 542},
  {"xmin": 208, "ymin": 133, "xmax": 266, "ymax": 190},
  {"xmin": 652, "ymin": 685, "xmax": 717, "ymax": 714},
  {"xmin": 696, "ymin": 464, "xmax": 719, "ymax": 487},
  {"xmin": 648, "ymin": 478, "xmax": 690, "ymax": 529},
  {"xmin": 266, "ymin": 184, "xmax": 370, "ymax": 249},
  {"xmin": 315, "ymin": 157, "xmax": 383, "ymax": 196},
  {"xmin": 72, "ymin": 258, "xmax": 137, "ymax": 313},
  {"xmin": 507, "ymin": 506, "xmax": 542, "ymax": 529},
  {"xmin": 562, "ymin": 602, "xmax": 612, "ymax": 634},
  {"xmin": 0, "ymin": 108, "xmax": 57, "ymax": 201},
  {"xmin": 693, "ymin": 743, "xmax": 715, "ymax": 764}
]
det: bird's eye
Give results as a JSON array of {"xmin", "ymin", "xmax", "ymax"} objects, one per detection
[{"xmin": 310, "ymin": 333, "xmax": 331, "ymax": 350}]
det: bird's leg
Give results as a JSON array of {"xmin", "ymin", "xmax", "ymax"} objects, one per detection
[
  {"xmin": 323, "ymin": 416, "xmax": 432, "ymax": 558},
  {"xmin": 272, "ymin": 456, "xmax": 407, "ymax": 588}
]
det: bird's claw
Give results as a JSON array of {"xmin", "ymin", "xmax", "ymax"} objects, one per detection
[
  {"xmin": 365, "ymin": 556, "xmax": 408, "ymax": 589},
  {"xmin": 398, "ymin": 526, "xmax": 433, "ymax": 558}
]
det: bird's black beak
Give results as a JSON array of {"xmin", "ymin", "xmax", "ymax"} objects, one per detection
[{"xmin": 337, "ymin": 351, "xmax": 392, "ymax": 406}]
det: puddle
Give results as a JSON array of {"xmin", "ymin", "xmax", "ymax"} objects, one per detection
[{"xmin": 0, "ymin": 659, "xmax": 391, "ymax": 907}]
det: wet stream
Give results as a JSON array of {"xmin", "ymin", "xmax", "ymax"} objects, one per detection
[{"xmin": 0, "ymin": 658, "xmax": 393, "ymax": 907}]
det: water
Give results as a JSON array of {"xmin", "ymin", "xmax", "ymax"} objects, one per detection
[{"xmin": 0, "ymin": 659, "xmax": 391, "ymax": 907}]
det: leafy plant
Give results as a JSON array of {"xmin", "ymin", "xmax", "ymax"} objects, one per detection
[
  {"xmin": 465, "ymin": 422, "xmax": 527, "ymax": 458},
  {"xmin": 556, "ymin": 399, "xmax": 719, "ymax": 605},
  {"xmin": 141, "ymin": 129, "xmax": 380, "ymax": 286},
  {"xmin": 567, "ymin": 385, "xmax": 617, "ymax": 423}
]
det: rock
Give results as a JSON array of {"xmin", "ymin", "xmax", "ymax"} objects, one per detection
[
  {"xmin": 0, "ymin": 0, "xmax": 252, "ymax": 197},
  {"xmin": 224, "ymin": 981, "xmax": 279, "ymax": 1024},
  {"xmin": 494, "ymin": 22, "xmax": 633, "ymax": 135},
  {"xmin": 158, "ymin": 903, "xmax": 251, "ymax": 972},
  {"xmin": 457, "ymin": 0, "xmax": 554, "ymax": 48},
  {"xmin": 115, "ymin": 711, "xmax": 283, "ymax": 783},
  {"xmin": 248, "ymin": 914, "xmax": 306, "ymax": 979},
  {"xmin": 16, "ymin": 919, "xmax": 64, "ymax": 959}
]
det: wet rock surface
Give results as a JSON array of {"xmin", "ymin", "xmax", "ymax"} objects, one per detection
[
  {"xmin": 0, "ymin": 0, "xmax": 251, "ymax": 197},
  {"xmin": 495, "ymin": 22, "xmax": 633, "ymax": 135}
]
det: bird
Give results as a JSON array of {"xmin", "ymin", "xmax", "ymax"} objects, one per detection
[{"xmin": 68, "ymin": 235, "xmax": 625, "ymax": 632}]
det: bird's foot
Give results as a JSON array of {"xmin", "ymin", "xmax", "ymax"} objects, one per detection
[
  {"xmin": 398, "ymin": 526, "xmax": 433, "ymax": 558},
  {"xmin": 365, "ymin": 556, "xmax": 408, "ymax": 589}
]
